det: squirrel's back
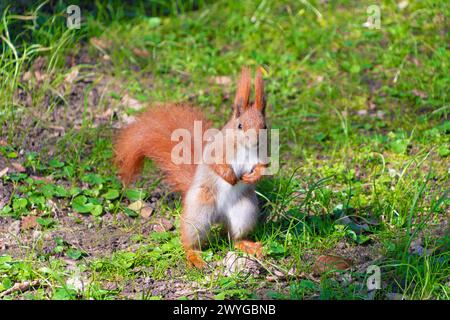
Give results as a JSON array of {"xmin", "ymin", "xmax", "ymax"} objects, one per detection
[{"xmin": 114, "ymin": 103, "xmax": 211, "ymax": 194}]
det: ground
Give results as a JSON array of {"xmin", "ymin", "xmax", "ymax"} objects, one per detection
[{"xmin": 0, "ymin": 1, "xmax": 449, "ymax": 300}]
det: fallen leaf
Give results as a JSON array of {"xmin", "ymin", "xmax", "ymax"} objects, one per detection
[
  {"xmin": 22, "ymin": 71, "xmax": 32, "ymax": 81},
  {"xmin": 121, "ymin": 114, "xmax": 136, "ymax": 125},
  {"xmin": 222, "ymin": 251, "xmax": 262, "ymax": 276},
  {"xmin": 31, "ymin": 175, "xmax": 53, "ymax": 182},
  {"xmin": 140, "ymin": 206, "xmax": 153, "ymax": 219},
  {"xmin": 121, "ymin": 94, "xmax": 143, "ymax": 111},
  {"xmin": 128, "ymin": 200, "xmax": 144, "ymax": 212},
  {"xmin": 64, "ymin": 67, "xmax": 79, "ymax": 84},
  {"xmin": 357, "ymin": 109, "xmax": 368, "ymax": 116},
  {"xmin": 412, "ymin": 89, "xmax": 427, "ymax": 99},
  {"xmin": 90, "ymin": 37, "xmax": 112, "ymax": 50},
  {"xmin": 153, "ymin": 218, "xmax": 174, "ymax": 232},
  {"xmin": 21, "ymin": 216, "xmax": 37, "ymax": 230},
  {"xmin": 11, "ymin": 162, "xmax": 26, "ymax": 172},
  {"xmin": 312, "ymin": 255, "xmax": 352, "ymax": 274},
  {"xmin": 34, "ymin": 70, "xmax": 47, "ymax": 82},
  {"xmin": 0, "ymin": 167, "xmax": 9, "ymax": 178},
  {"xmin": 132, "ymin": 47, "xmax": 150, "ymax": 58},
  {"xmin": 211, "ymin": 76, "xmax": 231, "ymax": 85}
]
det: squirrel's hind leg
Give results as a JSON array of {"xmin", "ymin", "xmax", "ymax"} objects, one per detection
[
  {"xmin": 225, "ymin": 190, "xmax": 263, "ymax": 258},
  {"xmin": 181, "ymin": 185, "xmax": 216, "ymax": 269}
]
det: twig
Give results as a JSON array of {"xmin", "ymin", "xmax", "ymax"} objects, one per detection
[{"xmin": 0, "ymin": 280, "xmax": 41, "ymax": 298}]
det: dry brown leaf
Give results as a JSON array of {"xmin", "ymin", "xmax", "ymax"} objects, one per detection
[
  {"xmin": 64, "ymin": 67, "xmax": 79, "ymax": 84},
  {"xmin": 140, "ymin": 206, "xmax": 153, "ymax": 219},
  {"xmin": 222, "ymin": 251, "xmax": 262, "ymax": 276},
  {"xmin": 312, "ymin": 255, "xmax": 352, "ymax": 274},
  {"xmin": 21, "ymin": 216, "xmax": 37, "ymax": 230},
  {"xmin": 0, "ymin": 167, "xmax": 9, "ymax": 178},
  {"xmin": 90, "ymin": 37, "xmax": 112, "ymax": 50},
  {"xmin": 412, "ymin": 89, "xmax": 427, "ymax": 99},
  {"xmin": 22, "ymin": 71, "xmax": 32, "ymax": 81},
  {"xmin": 34, "ymin": 70, "xmax": 47, "ymax": 82},
  {"xmin": 132, "ymin": 47, "xmax": 150, "ymax": 58},
  {"xmin": 121, "ymin": 114, "xmax": 136, "ymax": 125},
  {"xmin": 128, "ymin": 200, "xmax": 144, "ymax": 212},
  {"xmin": 11, "ymin": 162, "xmax": 26, "ymax": 172},
  {"xmin": 153, "ymin": 218, "xmax": 174, "ymax": 232},
  {"xmin": 31, "ymin": 175, "xmax": 53, "ymax": 183},
  {"xmin": 121, "ymin": 94, "xmax": 143, "ymax": 110},
  {"xmin": 211, "ymin": 76, "xmax": 232, "ymax": 85}
]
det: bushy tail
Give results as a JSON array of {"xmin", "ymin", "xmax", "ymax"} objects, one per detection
[{"xmin": 113, "ymin": 103, "xmax": 211, "ymax": 194}]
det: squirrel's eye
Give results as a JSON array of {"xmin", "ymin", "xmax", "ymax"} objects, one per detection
[{"xmin": 238, "ymin": 123, "xmax": 243, "ymax": 130}]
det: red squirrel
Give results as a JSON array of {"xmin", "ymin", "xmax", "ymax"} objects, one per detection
[{"xmin": 114, "ymin": 67, "xmax": 268, "ymax": 268}]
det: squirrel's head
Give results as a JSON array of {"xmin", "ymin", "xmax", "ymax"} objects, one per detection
[{"xmin": 229, "ymin": 66, "xmax": 267, "ymax": 148}]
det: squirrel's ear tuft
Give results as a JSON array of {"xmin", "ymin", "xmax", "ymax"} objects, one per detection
[
  {"xmin": 233, "ymin": 66, "xmax": 251, "ymax": 117},
  {"xmin": 254, "ymin": 66, "xmax": 266, "ymax": 112}
]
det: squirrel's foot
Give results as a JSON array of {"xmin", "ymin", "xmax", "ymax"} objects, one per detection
[
  {"xmin": 234, "ymin": 240, "xmax": 263, "ymax": 258},
  {"xmin": 186, "ymin": 249, "xmax": 206, "ymax": 269}
]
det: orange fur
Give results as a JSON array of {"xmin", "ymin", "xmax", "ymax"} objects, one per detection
[
  {"xmin": 113, "ymin": 103, "xmax": 211, "ymax": 194},
  {"xmin": 254, "ymin": 67, "xmax": 265, "ymax": 111},
  {"xmin": 234, "ymin": 240, "xmax": 263, "ymax": 258}
]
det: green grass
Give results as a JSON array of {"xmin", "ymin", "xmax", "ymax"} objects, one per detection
[{"xmin": 0, "ymin": 0, "xmax": 449, "ymax": 300}]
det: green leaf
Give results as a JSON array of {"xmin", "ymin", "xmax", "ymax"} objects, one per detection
[
  {"xmin": 123, "ymin": 207, "xmax": 138, "ymax": 218},
  {"xmin": 90, "ymin": 204, "xmax": 103, "ymax": 216},
  {"xmin": 49, "ymin": 159, "xmax": 64, "ymax": 168},
  {"xmin": 36, "ymin": 217, "xmax": 55, "ymax": 227},
  {"xmin": 30, "ymin": 195, "xmax": 46, "ymax": 206},
  {"xmin": 6, "ymin": 151, "xmax": 18, "ymax": 158},
  {"xmin": 82, "ymin": 173, "xmax": 104, "ymax": 185},
  {"xmin": 438, "ymin": 145, "xmax": 450, "ymax": 157},
  {"xmin": 66, "ymin": 248, "xmax": 83, "ymax": 260},
  {"xmin": 52, "ymin": 288, "xmax": 77, "ymax": 300},
  {"xmin": 350, "ymin": 64, "xmax": 360, "ymax": 74},
  {"xmin": 72, "ymin": 195, "xmax": 93, "ymax": 213},
  {"xmin": 147, "ymin": 17, "xmax": 161, "ymax": 28},
  {"xmin": 268, "ymin": 242, "xmax": 285, "ymax": 257},
  {"xmin": 0, "ymin": 255, "xmax": 13, "ymax": 272},
  {"xmin": 69, "ymin": 187, "xmax": 81, "ymax": 196},
  {"xmin": 1, "ymin": 277, "xmax": 13, "ymax": 291},
  {"xmin": 125, "ymin": 188, "xmax": 147, "ymax": 201},
  {"xmin": 54, "ymin": 185, "xmax": 68, "ymax": 197},
  {"xmin": 12, "ymin": 198, "xmax": 28, "ymax": 211},
  {"xmin": 41, "ymin": 184, "xmax": 55, "ymax": 198},
  {"xmin": 390, "ymin": 139, "xmax": 408, "ymax": 154},
  {"xmin": 1, "ymin": 205, "xmax": 12, "ymax": 216},
  {"xmin": 103, "ymin": 189, "xmax": 119, "ymax": 200}
]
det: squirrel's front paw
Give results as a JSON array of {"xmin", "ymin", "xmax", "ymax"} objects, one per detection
[{"xmin": 241, "ymin": 164, "xmax": 266, "ymax": 184}]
